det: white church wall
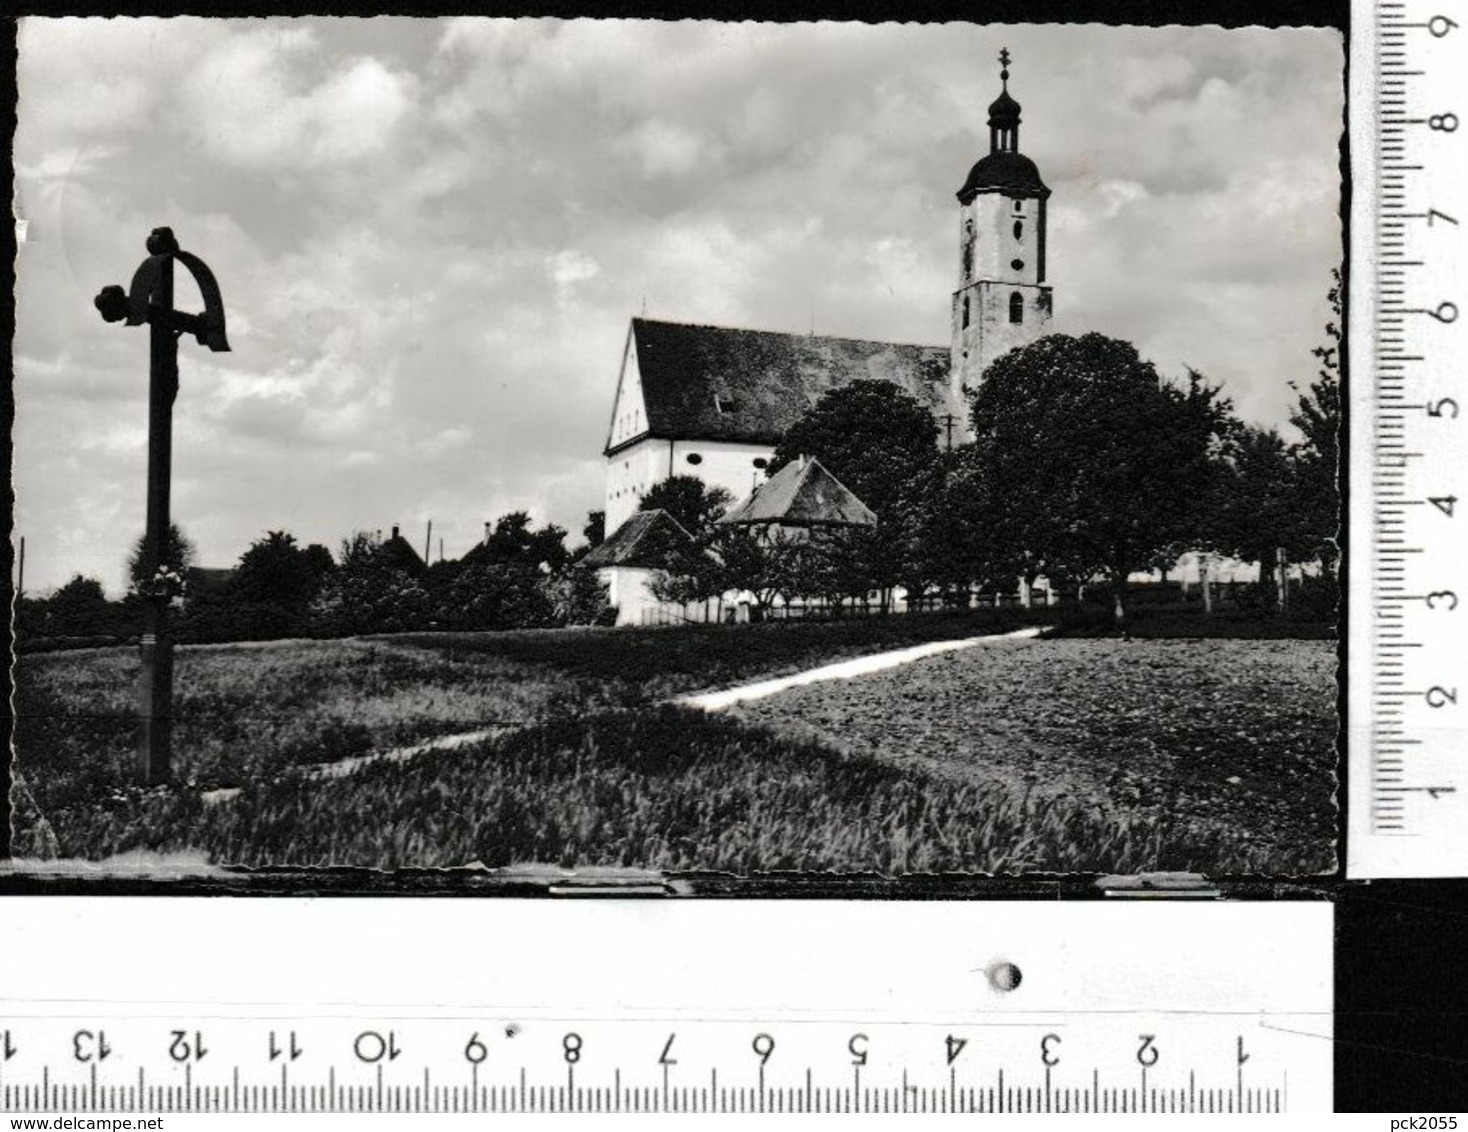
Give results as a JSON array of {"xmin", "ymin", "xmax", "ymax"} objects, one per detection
[
  {"xmin": 669, "ymin": 438, "xmax": 775, "ymax": 514},
  {"xmin": 605, "ymin": 437, "xmax": 673, "ymax": 533},
  {"xmin": 605, "ymin": 331, "xmax": 648, "ymax": 451},
  {"xmin": 605, "ymin": 436, "xmax": 774, "ymax": 533}
]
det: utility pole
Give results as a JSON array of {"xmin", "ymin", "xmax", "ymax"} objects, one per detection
[
  {"xmin": 95, "ymin": 227, "xmax": 230, "ymax": 784},
  {"xmin": 424, "ymin": 519, "xmax": 433, "ymax": 566}
]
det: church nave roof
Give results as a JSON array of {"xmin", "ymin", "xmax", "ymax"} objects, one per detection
[{"xmin": 621, "ymin": 318, "xmax": 951, "ymax": 451}]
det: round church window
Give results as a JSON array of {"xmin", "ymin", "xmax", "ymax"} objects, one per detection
[
  {"xmin": 753, "ymin": 458, "xmax": 768, "ymax": 469},
  {"xmin": 686, "ymin": 453, "xmax": 704, "ymax": 465},
  {"xmin": 1011, "ymin": 258, "xmax": 1025, "ymax": 271}
]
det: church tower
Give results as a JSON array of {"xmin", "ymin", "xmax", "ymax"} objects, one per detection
[{"xmin": 951, "ymin": 49, "xmax": 1054, "ymax": 405}]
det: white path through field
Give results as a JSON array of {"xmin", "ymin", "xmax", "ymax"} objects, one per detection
[
  {"xmin": 676, "ymin": 625, "xmax": 1049, "ymax": 712},
  {"xmin": 199, "ymin": 726, "xmax": 510, "ymax": 807}
]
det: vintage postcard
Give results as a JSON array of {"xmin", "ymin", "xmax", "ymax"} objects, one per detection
[{"xmin": 10, "ymin": 18, "xmax": 1343, "ymax": 876}]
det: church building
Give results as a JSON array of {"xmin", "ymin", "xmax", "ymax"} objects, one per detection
[{"xmin": 603, "ymin": 51, "xmax": 1052, "ymax": 534}]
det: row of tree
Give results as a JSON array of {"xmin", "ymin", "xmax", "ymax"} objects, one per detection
[
  {"xmin": 645, "ymin": 274, "xmax": 1341, "ymax": 626},
  {"xmin": 19, "ymin": 511, "xmax": 614, "ymax": 646}
]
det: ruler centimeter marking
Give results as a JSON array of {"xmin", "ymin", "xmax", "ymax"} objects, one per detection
[
  {"xmin": 0, "ymin": 1079, "xmax": 1278, "ymax": 1115},
  {"xmin": 0, "ymin": 1007, "xmax": 1313, "ymax": 1115},
  {"xmin": 1351, "ymin": 0, "xmax": 1468, "ymax": 876},
  {"xmin": 0, "ymin": 1075, "xmax": 1282, "ymax": 1115}
]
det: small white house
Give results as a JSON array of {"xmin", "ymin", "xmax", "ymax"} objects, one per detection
[{"xmin": 580, "ymin": 509, "xmax": 701, "ymax": 628}]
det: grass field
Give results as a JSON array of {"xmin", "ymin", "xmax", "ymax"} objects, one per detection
[
  {"xmin": 12, "ymin": 612, "xmax": 1337, "ymax": 874},
  {"xmin": 732, "ymin": 637, "xmax": 1337, "ymax": 871},
  {"xmin": 14, "ymin": 611, "xmax": 1041, "ymax": 812}
]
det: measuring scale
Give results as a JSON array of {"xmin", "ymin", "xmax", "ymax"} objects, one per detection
[
  {"xmin": 1348, "ymin": 0, "xmax": 1468, "ymax": 877},
  {"xmin": 0, "ymin": 900, "xmax": 1334, "ymax": 1115}
]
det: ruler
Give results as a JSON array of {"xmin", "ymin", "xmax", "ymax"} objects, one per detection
[
  {"xmin": 0, "ymin": 899, "xmax": 1333, "ymax": 1115},
  {"xmin": 1348, "ymin": 0, "xmax": 1468, "ymax": 877}
]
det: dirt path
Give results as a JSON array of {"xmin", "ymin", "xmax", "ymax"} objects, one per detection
[
  {"xmin": 675, "ymin": 626, "xmax": 1049, "ymax": 711},
  {"xmin": 199, "ymin": 725, "xmax": 513, "ymax": 807}
]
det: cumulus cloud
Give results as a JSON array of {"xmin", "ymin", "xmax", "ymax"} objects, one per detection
[
  {"xmin": 14, "ymin": 18, "xmax": 1342, "ymax": 594},
  {"xmin": 177, "ymin": 29, "xmax": 415, "ymax": 168},
  {"xmin": 550, "ymin": 248, "xmax": 600, "ymax": 291}
]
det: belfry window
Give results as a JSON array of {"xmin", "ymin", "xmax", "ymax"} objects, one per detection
[
  {"xmin": 1013, "ymin": 220, "xmax": 1024, "ymax": 240},
  {"xmin": 962, "ymin": 295, "xmax": 971, "ymax": 328},
  {"xmin": 1009, "ymin": 292, "xmax": 1024, "ymax": 324}
]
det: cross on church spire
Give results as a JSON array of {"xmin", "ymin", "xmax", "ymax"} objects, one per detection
[{"xmin": 986, "ymin": 46, "xmax": 1022, "ymax": 154}]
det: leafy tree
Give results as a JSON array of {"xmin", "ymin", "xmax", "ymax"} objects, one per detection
[
  {"xmin": 46, "ymin": 575, "xmax": 112, "ymax": 636},
  {"xmin": 127, "ymin": 521, "xmax": 196, "ymax": 588},
  {"xmin": 469, "ymin": 512, "xmax": 570, "ymax": 573},
  {"xmin": 1289, "ymin": 268, "xmax": 1343, "ymax": 568},
  {"xmin": 914, "ymin": 449, "xmax": 1016, "ymax": 602},
  {"xmin": 438, "ymin": 562, "xmax": 554, "ymax": 631},
  {"xmin": 582, "ymin": 510, "xmax": 606, "ymax": 549},
  {"xmin": 792, "ymin": 526, "xmax": 878, "ymax": 613},
  {"xmin": 646, "ymin": 533, "xmax": 727, "ymax": 609},
  {"xmin": 716, "ymin": 527, "xmax": 802, "ymax": 616},
  {"xmin": 769, "ymin": 380, "xmax": 941, "ymax": 605},
  {"xmin": 310, "ymin": 530, "xmax": 429, "ymax": 635},
  {"xmin": 337, "ymin": 530, "xmax": 382, "ymax": 573},
  {"xmin": 648, "ymin": 524, "xmax": 798, "ymax": 617},
  {"xmin": 639, "ymin": 476, "xmax": 734, "ymax": 536},
  {"xmin": 770, "ymin": 380, "xmax": 939, "ymax": 513},
  {"xmin": 542, "ymin": 567, "xmax": 614, "ymax": 626},
  {"xmin": 1218, "ymin": 426, "xmax": 1302, "ymax": 578},
  {"xmin": 969, "ymin": 333, "xmax": 1237, "ymax": 628},
  {"xmin": 231, "ymin": 530, "xmax": 332, "ymax": 610},
  {"xmin": 526, "ymin": 524, "xmax": 571, "ymax": 574}
]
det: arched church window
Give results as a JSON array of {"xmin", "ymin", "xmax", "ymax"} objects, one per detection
[{"xmin": 1009, "ymin": 292, "xmax": 1024, "ymax": 324}]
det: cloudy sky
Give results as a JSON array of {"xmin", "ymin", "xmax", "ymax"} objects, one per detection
[{"xmin": 14, "ymin": 18, "xmax": 1343, "ymax": 594}]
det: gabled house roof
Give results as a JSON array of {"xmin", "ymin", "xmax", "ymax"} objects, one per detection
[
  {"xmin": 606, "ymin": 318, "xmax": 951, "ymax": 454},
  {"xmin": 379, "ymin": 526, "xmax": 426, "ymax": 576},
  {"xmin": 184, "ymin": 566, "xmax": 235, "ymax": 595},
  {"xmin": 719, "ymin": 458, "xmax": 877, "ymax": 529},
  {"xmin": 582, "ymin": 509, "xmax": 699, "ymax": 570}
]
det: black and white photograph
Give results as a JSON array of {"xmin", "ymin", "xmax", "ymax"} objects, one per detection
[{"xmin": 11, "ymin": 17, "xmax": 1343, "ymax": 876}]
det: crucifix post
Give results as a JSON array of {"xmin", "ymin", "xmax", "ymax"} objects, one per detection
[
  {"xmin": 95, "ymin": 226, "xmax": 231, "ymax": 785},
  {"xmin": 138, "ymin": 244, "xmax": 178, "ymax": 782}
]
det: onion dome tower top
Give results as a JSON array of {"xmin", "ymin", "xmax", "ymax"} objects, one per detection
[{"xmin": 957, "ymin": 48, "xmax": 1051, "ymax": 202}]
